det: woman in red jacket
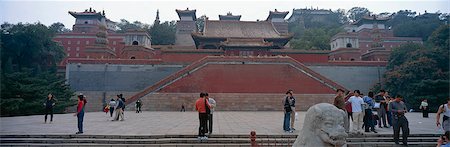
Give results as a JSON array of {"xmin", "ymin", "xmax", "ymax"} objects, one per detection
[{"xmin": 74, "ymin": 94, "xmax": 87, "ymax": 134}]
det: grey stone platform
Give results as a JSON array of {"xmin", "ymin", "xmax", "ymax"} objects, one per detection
[{"xmin": 0, "ymin": 111, "xmax": 442, "ymax": 136}]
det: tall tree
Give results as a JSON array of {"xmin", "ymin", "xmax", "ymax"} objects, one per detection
[
  {"xmin": 348, "ymin": 7, "xmax": 371, "ymax": 22},
  {"xmin": 380, "ymin": 25, "xmax": 449, "ymax": 112},
  {"xmin": 1, "ymin": 22, "xmax": 75, "ymax": 116},
  {"xmin": 149, "ymin": 21, "xmax": 176, "ymax": 45},
  {"xmin": 116, "ymin": 19, "xmax": 149, "ymax": 33},
  {"xmin": 49, "ymin": 22, "xmax": 70, "ymax": 33}
]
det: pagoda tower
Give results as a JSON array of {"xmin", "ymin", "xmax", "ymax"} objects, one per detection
[{"xmin": 175, "ymin": 8, "xmax": 197, "ymax": 46}]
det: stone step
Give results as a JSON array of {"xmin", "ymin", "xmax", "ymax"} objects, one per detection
[
  {"xmin": 0, "ymin": 134, "xmax": 439, "ymax": 139},
  {"xmin": 346, "ymin": 137, "xmax": 438, "ymax": 142},
  {"xmin": 0, "ymin": 137, "xmax": 437, "ymax": 145},
  {"xmin": 0, "ymin": 138, "xmax": 297, "ymax": 144},
  {"xmin": 347, "ymin": 142, "xmax": 437, "ymax": 147}
]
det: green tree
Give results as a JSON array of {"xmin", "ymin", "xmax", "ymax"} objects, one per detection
[
  {"xmin": 116, "ymin": 19, "xmax": 149, "ymax": 33},
  {"xmin": 49, "ymin": 22, "xmax": 70, "ymax": 33},
  {"xmin": 387, "ymin": 10, "xmax": 445, "ymax": 41},
  {"xmin": 380, "ymin": 25, "xmax": 449, "ymax": 112},
  {"xmin": 1, "ymin": 22, "xmax": 75, "ymax": 116},
  {"xmin": 348, "ymin": 7, "xmax": 371, "ymax": 22},
  {"xmin": 148, "ymin": 21, "xmax": 176, "ymax": 45}
]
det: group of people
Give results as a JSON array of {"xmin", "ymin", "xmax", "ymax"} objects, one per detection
[
  {"xmin": 195, "ymin": 92, "xmax": 216, "ymax": 141},
  {"xmin": 282, "ymin": 90, "xmax": 296, "ymax": 133},
  {"xmin": 334, "ymin": 89, "xmax": 409, "ymax": 145},
  {"xmin": 105, "ymin": 94, "xmax": 127, "ymax": 121}
]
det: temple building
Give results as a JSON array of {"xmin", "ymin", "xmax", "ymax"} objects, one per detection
[
  {"xmin": 174, "ymin": 8, "xmax": 197, "ymax": 46},
  {"xmin": 219, "ymin": 12, "xmax": 241, "ymax": 21},
  {"xmin": 329, "ymin": 15, "xmax": 422, "ymax": 61}
]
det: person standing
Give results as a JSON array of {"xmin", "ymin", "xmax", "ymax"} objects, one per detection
[
  {"xmin": 387, "ymin": 95, "xmax": 394, "ymax": 128},
  {"xmin": 283, "ymin": 91, "xmax": 293, "ymax": 133},
  {"xmin": 181, "ymin": 104, "xmax": 186, "ymax": 112},
  {"xmin": 135, "ymin": 99, "xmax": 142, "ymax": 113},
  {"xmin": 346, "ymin": 90, "xmax": 365, "ymax": 134},
  {"xmin": 113, "ymin": 95, "xmax": 124, "ymax": 121},
  {"xmin": 44, "ymin": 93, "xmax": 56, "ymax": 123},
  {"xmin": 437, "ymin": 98, "xmax": 450, "ymax": 132},
  {"xmin": 288, "ymin": 90, "xmax": 296, "ymax": 131},
  {"xmin": 108, "ymin": 98, "xmax": 116, "ymax": 117},
  {"xmin": 74, "ymin": 94, "xmax": 86, "ymax": 134},
  {"xmin": 375, "ymin": 90, "xmax": 388, "ymax": 128},
  {"xmin": 195, "ymin": 93, "xmax": 211, "ymax": 140},
  {"xmin": 205, "ymin": 93, "xmax": 216, "ymax": 135},
  {"xmin": 334, "ymin": 89, "xmax": 349, "ymax": 133},
  {"xmin": 363, "ymin": 92, "xmax": 377, "ymax": 133},
  {"xmin": 389, "ymin": 95, "xmax": 409, "ymax": 145},
  {"xmin": 419, "ymin": 99, "xmax": 429, "ymax": 118},
  {"xmin": 119, "ymin": 94, "xmax": 126, "ymax": 116},
  {"xmin": 345, "ymin": 91, "xmax": 354, "ymax": 123}
]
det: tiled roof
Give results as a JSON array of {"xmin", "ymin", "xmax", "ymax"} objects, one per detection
[{"xmin": 201, "ymin": 20, "xmax": 286, "ymax": 38}]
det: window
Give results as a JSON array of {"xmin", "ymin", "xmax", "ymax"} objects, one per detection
[
  {"xmin": 130, "ymin": 57, "xmax": 136, "ymax": 59},
  {"xmin": 113, "ymin": 41, "xmax": 116, "ymax": 45},
  {"xmin": 67, "ymin": 53, "xmax": 70, "ymax": 57},
  {"xmin": 77, "ymin": 41, "xmax": 80, "ymax": 44},
  {"xmin": 86, "ymin": 41, "xmax": 89, "ymax": 45},
  {"xmin": 112, "ymin": 47, "xmax": 116, "ymax": 51},
  {"xmin": 132, "ymin": 41, "xmax": 139, "ymax": 45},
  {"xmin": 84, "ymin": 21, "xmax": 88, "ymax": 24},
  {"xmin": 346, "ymin": 43, "xmax": 352, "ymax": 48},
  {"xmin": 68, "ymin": 41, "xmax": 71, "ymax": 44},
  {"xmin": 76, "ymin": 53, "xmax": 79, "ymax": 57},
  {"xmin": 366, "ymin": 44, "xmax": 369, "ymax": 47},
  {"xmin": 67, "ymin": 47, "xmax": 71, "ymax": 51},
  {"xmin": 76, "ymin": 47, "xmax": 80, "ymax": 51}
]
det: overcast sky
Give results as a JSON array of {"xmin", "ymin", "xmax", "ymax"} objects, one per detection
[{"xmin": 1, "ymin": 0, "xmax": 449, "ymax": 29}]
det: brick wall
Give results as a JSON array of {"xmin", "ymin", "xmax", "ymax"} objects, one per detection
[{"xmin": 130, "ymin": 93, "xmax": 334, "ymax": 111}]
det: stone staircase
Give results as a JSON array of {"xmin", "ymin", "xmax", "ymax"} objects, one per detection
[{"xmin": 0, "ymin": 134, "xmax": 439, "ymax": 147}]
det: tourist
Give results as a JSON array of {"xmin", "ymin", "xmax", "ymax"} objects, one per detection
[
  {"xmin": 437, "ymin": 131, "xmax": 450, "ymax": 147},
  {"xmin": 363, "ymin": 92, "xmax": 377, "ymax": 133},
  {"xmin": 119, "ymin": 94, "xmax": 126, "ymax": 116},
  {"xmin": 44, "ymin": 93, "xmax": 56, "ymax": 124},
  {"xmin": 375, "ymin": 90, "xmax": 388, "ymax": 128},
  {"xmin": 73, "ymin": 94, "xmax": 86, "ymax": 134},
  {"xmin": 389, "ymin": 95, "xmax": 409, "ymax": 145},
  {"xmin": 420, "ymin": 99, "xmax": 429, "ymax": 118},
  {"xmin": 181, "ymin": 104, "xmax": 186, "ymax": 112},
  {"xmin": 108, "ymin": 98, "xmax": 116, "ymax": 117},
  {"xmin": 344, "ymin": 91, "xmax": 354, "ymax": 125},
  {"xmin": 283, "ymin": 90, "xmax": 293, "ymax": 133},
  {"xmin": 387, "ymin": 95, "xmax": 394, "ymax": 128},
  {"xmin": 346, "ymin": 90, "xmax": 364, "ymax": 134},
  {"xmin": 113, "ymin": 95, "xmax": 124, "ymax": 121},
  {"xmin": 195, "ymin": 92, "xmax": 211, "ymax": 140},
  {"xmin": 333, "ymin": 88, "xmax": 349, "ymax": 133},
  {"xmin": 437, "ymin": 98, "xmax": 450, "ymax": 132},
  {"xmin": 288, "ymin": 90, "xmax": 296, "ymax": 131},
  {"xmin": 205, "ymin": 93, "xmax": 216, "ymax": 135},
  {"xmin": 135, "ymin": 99, "xmax": 142, "ymax": 113}
]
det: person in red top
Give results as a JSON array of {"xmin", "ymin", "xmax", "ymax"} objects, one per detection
[
  {"xmin": 344, "ymin": 91, "xmax": 354, "ymax": 122},
  {"xmin": 195, "ymin": 92, "xmax": 211, "ymax": 140},
  {"xmin": 73, "ymin": 93, "xmax": 86, "ymax": 134}
]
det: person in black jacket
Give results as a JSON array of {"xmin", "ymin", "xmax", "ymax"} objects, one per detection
[{"xmin": 44, "ymin": 93, "xmax": 56, "ymax": 123}]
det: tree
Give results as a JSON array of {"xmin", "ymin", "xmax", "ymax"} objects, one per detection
[
  {"xmin": 348, "ymin": 7, "xmax": 371, "ymax": 22},
  {"xmin": 1, "ymin": 22, "xmax": 75, "ymax": 116},
  {"xmin": 116, "ymin": 19, "xmax": 149, "ymax": 33},
  {"xmin": 379, "ymin": 25, "xmax": 449, "ymax": 112},
  {"xmin": 149, "ymin": 21, "xmax": 176, "ymax": 45},
  {"xmin": 49, "ymin": 22, "xmax": 70, "ymax": 33},
  {"xmin": 387, "ymin": 10, "xmax": 445, "ymax": 41}
]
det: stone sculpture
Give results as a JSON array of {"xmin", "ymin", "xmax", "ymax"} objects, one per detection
[{"xmin": 293, "ymin": 103, "xmax": 348, "ymax": 147}]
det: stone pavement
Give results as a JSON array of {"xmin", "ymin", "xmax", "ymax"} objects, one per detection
[{"xmin": 0, "ymin": 111, "xmax": 443, "ymax": 135}]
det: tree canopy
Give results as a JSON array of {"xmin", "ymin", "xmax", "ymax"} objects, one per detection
[
  {"xmin": 1, "ymin": 22, "xmax": 75, "ymax": 116},
  {"xmin": 379, "ymin": 25, "xmax": 449, "ymax": 112},
  {"xmin": 116, "ymin": 19, "xmax": 176, "ymax": 45}
]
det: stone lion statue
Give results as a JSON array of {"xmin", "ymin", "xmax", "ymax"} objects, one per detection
[{"xmin": 293, "ymin": 103, "xmax": 348, "ymax": 147}]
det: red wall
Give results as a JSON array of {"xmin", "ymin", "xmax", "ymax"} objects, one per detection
[{"xmin": 158, "ymin": 64, "xmax": 336, "ymax": 94}]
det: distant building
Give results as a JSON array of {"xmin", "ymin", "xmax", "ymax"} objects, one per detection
[
  {"xmin": 329, "ymin": 15, "xmax": 422, "ymax": 61},
  {"xmin": 219, "ymin": 12, "xmax": 241, "ymax": 21},
  {"xmin": 174, "ymin": 8, "xmax": 197, "ymax": 46},
  {"xmin": 53, "ymin": 8, "xmax": 153, "ymax": 60},
  {"xmin": 288, "ymin": 8, "xmax": 335, "ymax": 23}
]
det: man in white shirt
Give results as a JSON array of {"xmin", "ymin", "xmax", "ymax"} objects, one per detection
[
  {"xmin": 205, "ymin": 93, "xmax": 216, "ymax": 135},
  {"xmin": 346, "ymin": 90, "xmax": 365, "ymax": 134}
]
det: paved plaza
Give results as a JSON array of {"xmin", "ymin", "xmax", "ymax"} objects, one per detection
[{"xmin": 0, "ymin": 111, "xmax": 442, "ymax": 136}]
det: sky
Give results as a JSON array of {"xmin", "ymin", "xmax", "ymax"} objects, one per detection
[{"xmin": 1, "ymin": 0, "xmax": 449, "ymax": 29}]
